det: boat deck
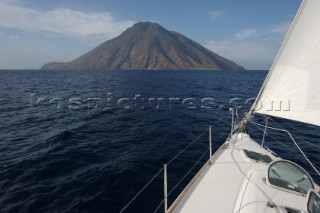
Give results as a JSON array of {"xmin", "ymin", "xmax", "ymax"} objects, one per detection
[{"xmin": 170, "ymin": 133, "xmax": 311, "ymax": 213}]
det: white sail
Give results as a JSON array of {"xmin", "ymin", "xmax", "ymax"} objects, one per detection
[{"xmin": 252, "ymin": 0, "xmax": 320, "ymax": 126}]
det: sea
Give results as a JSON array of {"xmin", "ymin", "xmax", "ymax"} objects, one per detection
[{"xmin": 0, "ymin": 70, "xmax": 319, "ymax": 213}]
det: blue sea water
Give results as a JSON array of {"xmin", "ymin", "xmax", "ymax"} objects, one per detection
[{"xmin": 0, "ymin": 70, "xmax": 319, "ymax": 213}]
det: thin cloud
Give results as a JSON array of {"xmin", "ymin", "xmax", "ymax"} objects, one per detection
[
  {"xmin": 270, "ymin": 21, "xmax": 291, "ymax": 34},
  {"xmin": 0, "ymin": 1, "xmax": 135, "ymax": 41},
  {"xmin": 205, "ymin": 40, "xmax": 275, "ymax": 69},
  {"xmin": 235, "ymin": 28, "xmax": 257, "ymax": 40},
  {"xmin": 0, "ymin": 32, "xmax": 19, "ymax": 40},
  {"xmin": 205, "ymin": 23, "xmax": 290, "ymax": 69},
  {"xmin": 8, "ymin": 35, "xmax": 19, "ymax": 40},
  {"xmin": 209, "ymin": 10, "xmax": 224, "ymax": 21}
]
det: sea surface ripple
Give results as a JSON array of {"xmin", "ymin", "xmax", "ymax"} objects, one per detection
[{"xmin": 0, "ymin": 70, "xmax": 319, "ymax": 212}]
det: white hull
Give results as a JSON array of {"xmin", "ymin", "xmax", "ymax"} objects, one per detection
[{"xmin": 169, "ymin": 132, "xmax": 319, "ymax": 213}]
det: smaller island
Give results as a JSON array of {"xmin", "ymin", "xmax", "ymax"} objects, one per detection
[{"xmin": 42, "ymin": 22, "xmax": 244, "ymax": 71}]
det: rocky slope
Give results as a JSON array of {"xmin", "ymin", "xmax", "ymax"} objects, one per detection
[{"xmin": 42, "ymin": 22, "xmax": 244, "ymax": 70}]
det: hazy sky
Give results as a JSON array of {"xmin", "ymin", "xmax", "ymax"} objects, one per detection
[{"xmin": 0, "ymin": 0, "xmax": 301, "ymax": 70}]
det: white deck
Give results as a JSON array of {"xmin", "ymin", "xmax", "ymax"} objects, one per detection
[{"xmin": 170, "ymin": 133, "xmax": 314, "ymax": 213}]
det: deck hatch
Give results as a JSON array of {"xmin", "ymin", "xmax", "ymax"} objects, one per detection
[
  {"xmin": 267, "ymin": 160, "xmax": 314, "ymax": 194},
  {"xmin": 243, "ymin": 149, "xmax": 272, "ymax": 164}
]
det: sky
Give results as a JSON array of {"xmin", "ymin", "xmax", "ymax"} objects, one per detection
[{"xmin": 0, "ymin": 0, "xmax": 302, "ymax": 70}]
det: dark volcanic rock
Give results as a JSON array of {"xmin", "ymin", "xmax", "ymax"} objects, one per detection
[{"xmin": 42, "ymin": 22, "xmax": 244, "ymax": 70}]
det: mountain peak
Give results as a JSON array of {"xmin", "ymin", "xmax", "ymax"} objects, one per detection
[
  {"xmin": 130, "ymin": 22, "xmax": 162, "ymax": 29},
  {"xmin": 122, "ymin": 22, "xmax": 166, "ymax": 37},
  {"xmin": 42, "ymin": 22, "xmax": 244, "ymax": 70}
]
